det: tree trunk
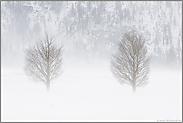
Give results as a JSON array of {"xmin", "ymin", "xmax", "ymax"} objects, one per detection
[
  {"xmin": 46, "ymin": 78, "xmax": 50, "ymax": 91},
  {"xmin": 133, "ymin": 86, "xmax": 136, "ymax": 92},
  {"xmin": 132, "ymin": 78, "xmax": 136, "ymax": 92},
  {"xmin": 132, "ymin": 80, "xmax": 136, "ymax": 92}
]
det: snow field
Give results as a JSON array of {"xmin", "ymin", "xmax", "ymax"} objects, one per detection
[{"xmin": 1, "ymin": 61, "xmax": 182, "ymax": 121}]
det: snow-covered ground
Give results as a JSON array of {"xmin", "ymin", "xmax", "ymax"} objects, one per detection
[{"xmin": 1, "ymin": 60, "xmax": 182, "ymax": 122}]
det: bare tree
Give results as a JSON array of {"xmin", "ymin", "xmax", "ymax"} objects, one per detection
[
  {"xmin": 111, "ymin": 30, "xmax": 150, "ymax": 92},
  {"xmin": 24, "ymin": 34, "xmax": 62, "ymax": 91}
]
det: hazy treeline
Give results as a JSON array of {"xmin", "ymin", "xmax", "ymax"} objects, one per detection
[{"xmin": 1, "ymin": 1, "xmax": 182, "ymax": 68}]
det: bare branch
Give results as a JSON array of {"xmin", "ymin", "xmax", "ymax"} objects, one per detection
[
  {"xmin": 111, "ymin": 30, "xmax": 150, "ymax": 91},
  {"xmin": 24, "ymin": 34, "xmax": 63, "ymax": 90}
]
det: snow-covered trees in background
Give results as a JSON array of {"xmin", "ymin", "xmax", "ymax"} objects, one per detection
[
  {"xmin": 1, "ymin": 1, "xmax": 182, "ymax": 69},
  {"xmin": 111, "ymin": 31, "xmax": 150, "ymax": 91},
  {"xmin": 24, "ymin": 34, "xmax": 62, "ymax": 91}
]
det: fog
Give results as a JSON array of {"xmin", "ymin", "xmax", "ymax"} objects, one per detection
[{"xmin": 1, "ymin": 1, "xmax": 182, "ymax": 122}]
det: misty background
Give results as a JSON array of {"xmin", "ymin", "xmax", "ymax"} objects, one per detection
[
  {"xmin": 1, "ymin": 1, "xmax": 182, "ymax": 122},
  {"xmin": 1, "ymin": 1, "xmax": 182, "ymax": 69}
]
